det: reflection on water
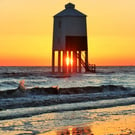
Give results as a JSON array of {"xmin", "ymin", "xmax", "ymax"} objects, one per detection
[
  {"xmin": 38, "ymin": 114, "xmax": 135, "ymax": 135},
  {"xmin": 57, "ymin": 126, "xmax": 93, "ymax": 135},
  {"xmin": 39, "ymin": 126, "xmax": 93, "ymax": 135}
]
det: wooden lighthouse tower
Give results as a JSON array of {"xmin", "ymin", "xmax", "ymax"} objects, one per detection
[{"xmin": 52, "ymin": 3, "xmax": 95, "ymax": 73}]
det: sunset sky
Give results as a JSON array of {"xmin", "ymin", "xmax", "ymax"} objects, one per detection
[{"xmin": 0, "ymin": 0, "xmax": 135, "ymax": 66}]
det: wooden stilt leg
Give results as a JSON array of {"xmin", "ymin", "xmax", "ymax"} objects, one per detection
[
  {"xmin": 68, "ymin": 51, "xmax": 71, "ymax": 73},
  {"xmin": 52, "ymin": 50, "xmax": 55, "ymax": 73},
  {"xmin": 58, "ymin": 51, "xmax": 61, "ymax": 72},
  {"xmin": 63, "ymin": 51, "xmax": 66, "ymax": 73},
  {"xmin": 79, "ymin": 51, "xmax": 81, "ymax": 73},
  {"xmin": 73, "ymin": 51, "xmax": 77, "ymax": 72},
  {"xmin": 85, "ymin": 51, "xmax": 88, "ymax": 72}
]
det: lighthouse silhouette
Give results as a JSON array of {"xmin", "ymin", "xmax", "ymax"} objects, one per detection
[{"xmin": 52, "ymin": 3, "xmax": 95, "ymax": 73}]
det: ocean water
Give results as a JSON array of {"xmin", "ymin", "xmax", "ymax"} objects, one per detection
[
  {"xmin": 0, "ymin": 66, "xmax": 135, "ymax": 134},
  {"xmin": 0, "ymin": 66, "xmax": 135, "ymax": 91}
]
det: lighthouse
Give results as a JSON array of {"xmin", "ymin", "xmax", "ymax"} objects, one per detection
[{"xmin": 52, "ymin": 3, "xmax": 95, "ymax": 73}]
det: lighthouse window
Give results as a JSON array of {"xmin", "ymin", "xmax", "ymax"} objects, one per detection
[{"xmin": 58, "ymin": 21, "xmax": 61, "ymax": 28}]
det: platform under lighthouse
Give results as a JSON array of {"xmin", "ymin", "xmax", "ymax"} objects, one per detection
[{"xmin": 52, "ymin": 3, "xmax": 95, "ymax": 73}]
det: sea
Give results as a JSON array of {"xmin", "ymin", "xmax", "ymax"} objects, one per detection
[{"xmin": 0, "ymin": 66, "xmax": 135, "ymax": 135}]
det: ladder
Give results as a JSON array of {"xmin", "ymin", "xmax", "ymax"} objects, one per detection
[{"xmin": 77, "ymin": 53, "xmax": 96, "ymax": 73}]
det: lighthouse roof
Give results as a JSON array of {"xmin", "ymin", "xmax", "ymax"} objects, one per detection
[{"xmin": 54, "ymin": 3, "xmax": 86, "ymax": 17}]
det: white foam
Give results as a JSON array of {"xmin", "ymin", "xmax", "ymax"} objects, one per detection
[{"xmin": 1, "ymin": 96, "xmax": 135, "ymax": 120}]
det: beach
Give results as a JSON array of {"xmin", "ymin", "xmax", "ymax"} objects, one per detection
[
  {"xmin": 0, "ymin": 66, "xmax": 135, "ymax": 135},
  {"xmin": 43, "ymin": 115, "xmax": 135, "ymax": 135},
  {"xmin": 0, "ymin": 105, "xmax": 135, "ymax": 135},
  {"xmin": 41, "ymin": 114, "xmax": 135, "ymax": 135}
]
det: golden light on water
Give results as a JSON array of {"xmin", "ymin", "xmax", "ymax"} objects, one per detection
[{"xmin": 38, "ymin": 115, "xmax": 135, "ymax": 135}]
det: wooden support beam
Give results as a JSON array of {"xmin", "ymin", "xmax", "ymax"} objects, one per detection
[
  {"xmin": 52, "ymin": 50, "xmax": 55, "ymax": 73},
  {"xmin": 79, "ymin": 51, "xmax": 81, "ymax": 73},
  {"xmin": 73, "ymin": 51, "xmax": 77, "ymax": 72},
  {"xmin": 65, "ymin": 51, "xmax": 68, "ymax": 73},
  {"xmin": 68, "ymin": 51, "xmax": 71, "ymax": 73},
  {"xmin": 85, "ymin": 51, "xmax": 88, "ymax": 72},
  {"xmin": 63, "ymin": 51, "xmax": 66, "ymax": 73},
  {"xmin": 58, "ymin": 51, "xmax": 61, "ymax": 72}
]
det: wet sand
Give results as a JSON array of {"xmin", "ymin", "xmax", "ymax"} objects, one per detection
[
  {"xmin": 38, "ymin": 113, "xmax": 135, "ymax": 135},
  {"xmin": 0, "ymin": 105, "xmax": 135, "ymax": 135}
]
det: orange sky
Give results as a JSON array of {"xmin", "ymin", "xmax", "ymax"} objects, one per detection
[{"xmin": 0, "ymin": 0, "xmax": 135, "ymax": 66}]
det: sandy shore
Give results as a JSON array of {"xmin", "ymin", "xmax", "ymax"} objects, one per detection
[
  {"xmin": 0, "ymin": 105, "xmax": 135, "ymax": 135},
  {"xmin": 39, "ymin": 114, "xmax": 135, "ymax": 135}
]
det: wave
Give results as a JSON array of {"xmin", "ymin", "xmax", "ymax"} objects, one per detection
[
  {"xmin": 1, "ymin": 97, "xmax": 135, "ymax": 120},
  {"xmin": 0, "ymin": 84, "xmax": 135, "ymax": 120},
  {"xmin": 0, "ymin": 72, "xmax": 30, "ymax": 78},
  {"xmin": 0, "ymin": 71, "xmax": 52, "ymax": 78},
  {"xmin": 0, "ymin": 85, "xmax": 130, "ymax": 98},
  {"xmin": 0, "ymin": 80, "xmax": 18, "ymax": 86},
  {"xmin": 96, "ymin": 66, "xmax": 135, "ymax": 74},
  {"xmin": 0, "ymin": 85, "xmax": 135, "ymax": 112}
]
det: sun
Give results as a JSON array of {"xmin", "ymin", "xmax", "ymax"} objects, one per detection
[
  {"xmin": 66, "ymin": 57, "xmax": 70, "ymax": 66},
  {"xmin": 66, "ymin": 57, "xmax": 73, "ymax": 66}
]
